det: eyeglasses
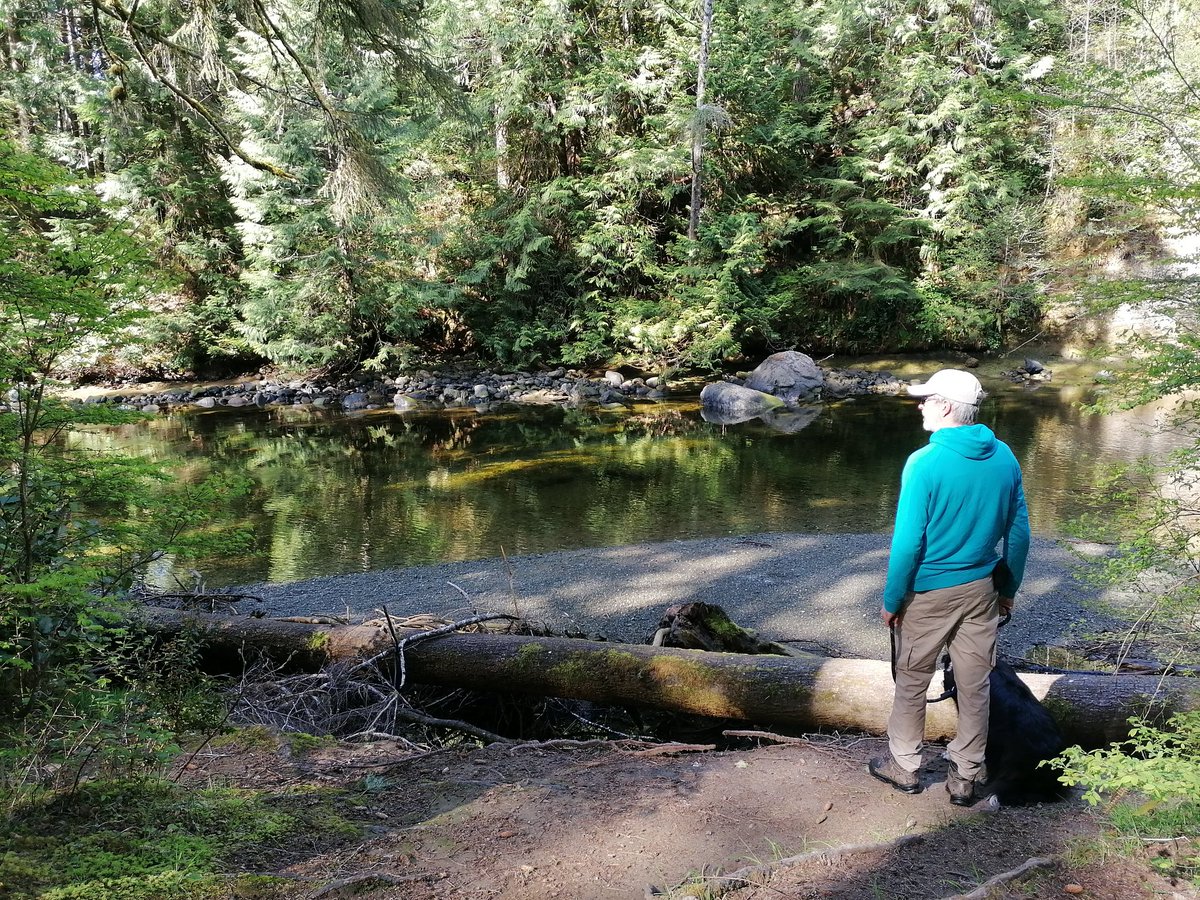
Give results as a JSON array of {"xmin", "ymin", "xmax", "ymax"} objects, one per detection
[{"xmin": 918, "ymin": 396, "xmax": 946, "ymax": 409}]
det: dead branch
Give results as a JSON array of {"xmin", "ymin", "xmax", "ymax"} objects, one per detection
[
  {"xmin": 654, "ymin": 834, "xmax": 928, "ymax": 898},
  {"xmin": 721, "ymin": 729, "xmax": 812, "ymax": 745},
  {"xmin": 938, "ymin": 856, "xmax": 1056, "ymax": 900}
]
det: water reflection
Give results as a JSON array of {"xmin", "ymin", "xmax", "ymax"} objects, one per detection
[{"xmin": 70, "ymin": 387, "xmax": 1186, "ymax": 587}]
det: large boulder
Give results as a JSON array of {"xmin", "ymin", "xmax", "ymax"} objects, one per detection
[
  {"xmin": 744, "ymin": 351, "xmax": 824, "ymax": 402},
  {"xmin": 699, "ymin": 382, "xmax": 785, "ymax": 421}
]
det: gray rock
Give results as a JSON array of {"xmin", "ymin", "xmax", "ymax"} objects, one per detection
[
  {"xmin": 604, "ymin": 370, "xmax": 625, "ymax": 388},
  {"xmin": 390, "ymin": 394, "xmax": 416, "ymax": 411},
  {"xmin": 744, "ymin": 350, "xmax": 824, "ymax": 402},
  {"xmin": 342, "ymin": 392, "xmax": 370, "ymax": 410},
  {"xmin": 699, "ymin": 381, "xmax": 786, "ymax": 418},
  {"xmin": 194, "ymin": 397, "xmax": 218, "ymax": 409},
  {"xmin": 516, "ymin": 389, "xmax": 569, "ymax": 405}
]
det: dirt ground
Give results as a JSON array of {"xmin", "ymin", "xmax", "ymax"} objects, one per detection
[{"xmin": 177, "ymin": 733, "xmax": 1197, "ymax": 900}]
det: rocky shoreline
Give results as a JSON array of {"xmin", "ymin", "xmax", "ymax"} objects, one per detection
[{"xmin": 68, "ymin": 360, "xmax": 908, "ymax": 415}]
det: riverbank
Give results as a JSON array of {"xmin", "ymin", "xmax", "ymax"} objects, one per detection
[
  {"xmin": 236, "ymin": 531, "xmax": 1122, "ymax": 663},
  {"xmin": 61, "ymin": 360, "xmax": 908, "ymax": 414}
]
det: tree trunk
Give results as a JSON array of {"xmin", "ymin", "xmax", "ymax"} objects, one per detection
[
  {"xmin": 491, "ymin": 43, "xmax": 510, "ymax": 189},
  {"xmin": 142, "ymin": 607, "xmax": 1200, "ymax": 748},
  {"xmin": 687, "ymin": 0, "xmax": 714, "ymax": 241}
]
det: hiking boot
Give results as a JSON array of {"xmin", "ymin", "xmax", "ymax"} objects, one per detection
[
  {"xmin": 946, "ymin": 760, "xmax": 977, "ymax": 806},
  {"xmin": 868, "ymin": 755, "xmax": 921, "ymax": 794}
]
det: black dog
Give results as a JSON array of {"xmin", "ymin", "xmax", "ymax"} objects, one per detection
[{"xmin": 943, "ymin": 655, "xmax": 1069, "ymax": 805}]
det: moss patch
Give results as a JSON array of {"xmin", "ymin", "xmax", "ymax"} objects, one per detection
[{"xmin": 0, "ymin": 778, "xmax": 359, "ymax": 900}]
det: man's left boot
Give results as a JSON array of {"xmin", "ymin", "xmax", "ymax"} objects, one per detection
[{"xmin": 945, "ymin": 760, "xmax": 977, "ymax": 806}]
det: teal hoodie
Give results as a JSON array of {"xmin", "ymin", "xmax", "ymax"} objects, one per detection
[{"xmin": 882, "ymin": 423, "xmax": 1030, "ymax": 614}]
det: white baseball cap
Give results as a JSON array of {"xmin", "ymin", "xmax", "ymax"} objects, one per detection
[{"xmin": 906, "ymin": 369, "xmax": 985, "ymax": 406}]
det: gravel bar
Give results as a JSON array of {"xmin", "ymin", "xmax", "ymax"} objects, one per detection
[{"xmin": 235, "ymin": 532, "xmax": 1120, "ymax": 662}]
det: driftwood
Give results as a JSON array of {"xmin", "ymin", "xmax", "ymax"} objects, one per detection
[{"xmin": 140, "ymin": 606, "xmax": 1200, "ymax": 748}]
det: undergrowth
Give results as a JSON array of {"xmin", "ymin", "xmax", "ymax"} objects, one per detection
[
  {"xmin": 1056, "ymin": 711, "xmax": 1200, "ymax": 887},
  {"xmin": 0, "ymin": 776, "xmax": 360, "ymax": 899}
]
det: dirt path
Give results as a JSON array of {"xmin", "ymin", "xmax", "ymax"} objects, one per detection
[{"xmin": 180, "ymin": 735, "xmax": 1193, "ymax": 900}]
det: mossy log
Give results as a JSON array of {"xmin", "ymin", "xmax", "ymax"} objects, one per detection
[{"xmin": 141, "ymin": 607, "xmax": 1200, "ymax": 748}]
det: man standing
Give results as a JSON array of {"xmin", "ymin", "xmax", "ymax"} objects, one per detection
[{"xmin": 868, "ymin": 369, "xmax": 1031, "ymax": 805}]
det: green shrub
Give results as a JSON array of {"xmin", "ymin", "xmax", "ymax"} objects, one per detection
[{"xmin": 1056, "ymin": 712, "xmax": 1200, "ymax": 806}]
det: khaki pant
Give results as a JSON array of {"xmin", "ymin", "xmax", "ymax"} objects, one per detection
[{"xmin": 888, "ymin": 575, "xmax": 998, "ymax": 781}]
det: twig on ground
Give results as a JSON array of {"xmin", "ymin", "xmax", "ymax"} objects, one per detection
[
  {"xmin": 307, "ymin": 870, "xmax": 446, "ymax": 898},
  {"xmin": 937, "ymin": 856, "xmax": 1055, "ymax": 900},
  {"xmin": 666, "ymin": 834, "xmax": 927, "ymax": 898},
  {"xmin": 389, "ymin": 704, "xmax": 512, "ymax": 744},
  {"xmin": 505, "ymin": 738, "xmax": 634, "ymax": 753},
  {"xmin": 791, "ymin": 732, "xmax": 882, "ymax": 751},
  {"xmin": 316, "ymin": 746, "xmax": 458, "ymax": 771},
  {"xmin": 628, "ymin": 742, "xmax": 717, "ymax": 756},
  {"xmin": 722, "ymin": 729, "xmax": 810, "ymax": 745},
  {"xmin": 172, "ymin": 677, "xmax": 249, "ymax": 782}
]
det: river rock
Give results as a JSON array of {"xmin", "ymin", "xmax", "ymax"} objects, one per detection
[
  {"xmin": 515, "ymin": 389, "xmax": 568, "ymax": 405},
  {"xmin": 743, "ymin": 351, "xmax": 824, "ymax": 402},
  {"xmin": 342, "ymin": 392, "xmax": 369, "ymax": 410},
  {"xmin": 194, "ymin": 397, "xmax": 218, "ymax": 409},
  {"xmin": 699, "ymin": 382, "xmax": 785, "ymax": 419}
]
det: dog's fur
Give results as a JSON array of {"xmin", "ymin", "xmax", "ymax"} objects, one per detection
[{"xmin": 943, "ymin": 655, "xmax": 1069, "ymax": 805}]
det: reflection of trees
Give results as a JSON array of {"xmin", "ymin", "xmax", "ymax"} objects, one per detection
[
  {"xmin": 988, "ymin": 392, "xmax": 1189, "ymax": 531},
  {"xmin": 72, "ymin": 394, "xmax": 1180, "ymax": 587}
]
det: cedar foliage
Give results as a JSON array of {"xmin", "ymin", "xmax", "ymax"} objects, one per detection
[{"xmin": 1, "ymin": 0, "xmax": 1066, "ymax": 374}]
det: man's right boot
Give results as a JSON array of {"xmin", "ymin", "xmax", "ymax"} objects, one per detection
[{"xmin": 868, "ymin": 754, "xmax": 921, "ymax": 794}]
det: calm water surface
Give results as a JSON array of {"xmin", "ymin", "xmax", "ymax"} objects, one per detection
[{"xmin": 76, "ymin": 384, "xmax": 1180, "ymax": 588}]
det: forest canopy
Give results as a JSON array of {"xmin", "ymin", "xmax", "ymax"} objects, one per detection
[{"xmin": 1, "ymin": 0, "xmax": 1196, "ymax": 375}]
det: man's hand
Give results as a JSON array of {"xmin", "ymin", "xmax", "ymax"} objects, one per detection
[
  {"xmin": 999, "ymin": 596, "xmax": 1014, "ymax": 615},
  {"xmin": 881, "ymin": 607, "xmax": 902, "ymax": 628}
]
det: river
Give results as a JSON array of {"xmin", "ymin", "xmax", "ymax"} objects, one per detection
[{"xmin": 69, "ymin": 371, "xmax": 1185, "ymax": 590}]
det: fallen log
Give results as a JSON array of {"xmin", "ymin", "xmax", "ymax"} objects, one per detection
[{"xmin": 142, "ymin": 607, "xmax": 1200, "ymax": 748}]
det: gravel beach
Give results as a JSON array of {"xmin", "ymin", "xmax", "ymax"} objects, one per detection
[{"xmin": 238, "ymin": 532, "xmax": 1120, "ymax": 662}]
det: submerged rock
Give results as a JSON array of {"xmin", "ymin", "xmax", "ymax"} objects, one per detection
[{"xmin": 699, "ymin": 382, "xmax": 785, "ymax": 419}]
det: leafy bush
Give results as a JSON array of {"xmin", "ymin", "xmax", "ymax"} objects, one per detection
[
  {"xmin": 1055, "ymin": 713, "xmax": 1200, "ymax": 885},
  {"xmin": 1056, "ymin": 712, "xmax": 1200, "ymax": 807},
  {"xmin": 1, "ymin": 141, "xmax": 247, "ymax": 816}
]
